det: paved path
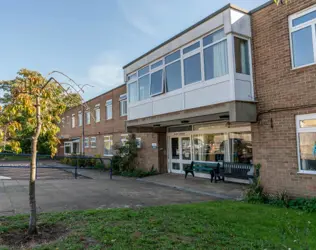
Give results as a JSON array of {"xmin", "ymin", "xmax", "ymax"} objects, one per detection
[{"xmin": 0, "ymin": 175, "xmax": 213, "ymax": 216}]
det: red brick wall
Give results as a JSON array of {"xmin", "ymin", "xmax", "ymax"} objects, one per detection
[{"xmin": 251, "ymin": 0, "xmax": 316, "ymax": 197}]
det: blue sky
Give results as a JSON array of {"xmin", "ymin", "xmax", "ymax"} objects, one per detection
[{"xmin": 0, "ymin": 0, "xmax": 267, "ymax": 100}]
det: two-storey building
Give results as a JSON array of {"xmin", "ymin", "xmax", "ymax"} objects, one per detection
[{"xmin": 124, "ymin": 4, "xmax": 256, "ymax": 179}]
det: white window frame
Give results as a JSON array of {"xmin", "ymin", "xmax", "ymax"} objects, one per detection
[
  {"xmin": 95, "ymin": 104, "xmax": 100, "ymax": 123},
  {"xmin": 120, "ymin": 94, "xmax": 127, "ymax": 116},
  {"xmin": 126, "ymin": 26, "xmax": 228, "ymax": 104},
  {"xmin": 85, "ymin": 110, "xmax": 91, "ymax": 125},
  {"xmin": 138, "ymin": 66, "xmax": 150, "ymax": 101},
  {"xmin": 64, "ymin": 142, "xmax": 72, "ymax": 155},
  {"xmin": 71, "ymin": 114, "xmax": 75, "ymax": 128},
  {"xmin": 104, "ymin": 135, "xmax": 113, "ymax": 156},
  {"xmin": 84, "ymin": 137, "xmax": 89, "ymax": 148},
  {"xmin": 78, "ymin": 111, "xmax": 82, "ymax": 127},
  {"xmin": 150, "ymin": 65, "xmax": 164, "ymax": 97},
  {"xmin": 289, "ymin": 5, "xmax": 316, "ymax": 69},
  {"xmin": 296, "ymin": 113, "xmax": 316, "ymax": 175},
  {"xmin": 164, "ymin": 50, "xmax": 182, "ymax": 92},
  {"xmin": 61, "ymin": 117, "xmax": 65, "ymax": 128},
  {"xmin": 106, "ymin": 99, "xmax": 112, "ymax": 120},
  {"xmin": 90, "ymin": 136, "xmax": 97, "ymax": 148}
]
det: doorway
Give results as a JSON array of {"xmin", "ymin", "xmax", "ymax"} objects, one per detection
[{"xmin": 169, "ymin": 136, "xmax": 192, "ymax": 174}]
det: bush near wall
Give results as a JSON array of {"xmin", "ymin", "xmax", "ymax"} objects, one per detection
[
  {"xmin": 245, "ymin": 164, "xmax": 316, "ymax": 212},
  {"xmin": 59, "ymin": 155, "xmax": 109, "ymax": 170}
]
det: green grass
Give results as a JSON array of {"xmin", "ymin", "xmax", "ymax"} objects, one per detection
[{"xmin": 1, "ymin": 201, "xmax": 316, "ymax": 249}]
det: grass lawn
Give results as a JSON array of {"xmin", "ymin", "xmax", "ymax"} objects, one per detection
[{"xmin": 1, "ymin": 201, "xmax": 315, "ymax": 249}]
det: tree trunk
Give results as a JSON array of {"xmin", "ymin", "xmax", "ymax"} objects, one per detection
[{"xmin": 28, "ymin": 96, "xmax": 42, "ymax": 235}]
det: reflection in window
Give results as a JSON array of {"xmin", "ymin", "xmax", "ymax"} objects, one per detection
[
  {"xmin": 298, "ymin": 133, "xmax": 316, "ymax": 171},
  {"xmin": 300, "ymin": 119, "xmax": 316, "ymax": 128},
  {"xmin": 291, "ymin": 26, "xmax": 314, "ymax": 67},
  {"xmin": 64, "ymin": 142, "xmax": 71, "ymax": 154},
  {"xmin": 203, "ymin": 28, "xmax": 225, "ymax": 46},
  {"xmin": 138, "ymin": 75, "xmax": 150, "ymax": 101},
  {"xmin": 234, "ymin": 37, "xmax": 250, "ymax": 75},
  {"xmin": 150, "ymin": 69, "xmax": 163, "ymax": 96},
  {"xmin": 104, "ymin": 135, "xmax": 113, "ymax": 156},
  {"xmin": 128, "ymin": 81, "xmax": 138, "ymax": 103},
  {"xmin": 293, "ymin": 10, "xmax": 316, "ymax": 26},
  {"xmin": 166, "ymin": 60, "xmax": 182, "ymax": 92},
  {"xmin": 171, "ymin": 138, "xmax": 179, "ymax": 159},
  {"xmin": 204, "ymin": 40, "xmax": 228, "ymax": 80},
  {"xmin": 184, "ymin": 53, "xmax": 201, "ymax": 85},
  {"xmin": 193, "ymin": 134, "xmax": 225, "ymax": 162},
  {"xmin": 165, "ymin": 50, "xmax": 180, "ymax": 64},
  {"xmin": 183, "ymin": 41, "xmax": 200, "ymax": 54},
  {"xmin": 229, "ymin": 132, "xmax": 252, "ymax": 163}
]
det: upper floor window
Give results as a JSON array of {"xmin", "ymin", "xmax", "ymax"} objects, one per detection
[
  {"xmin": 289, "ymin": 6, "xmax": 316, "ymax": 68},
  {"xmin": 85, "ymin": 110, "xmax": 91, "ymax": 125},
  {"xmin": 95, "ymin": 104, "xmax": 100, "ymax": 122},
  {"xmin": 127, "ymin": 27, "xmax": 228, "ymax": 103},
  {"xmin": 78, "ymin": 111, "xmax": 82, "ymax": 127},
  {"xmin": 296, "ymin": 113, "xmax": 316, "ymax": 173},
  {"xmin": 84, "ymin": 137, "xmax": 89, "ymax": 148},
  {"xmin": 234, "ymin": 37, "xmax": 250, "ymax": 75},
  {"xmin": 106, "ymin": 99, "xmax": 112, "ymax": 120},
  {"xmin": 71, "ymin": 114, "xmax": 75, "ymax": 128},
  {"xmin": 61, "ymin": 118, "xmax": 65, "ymax": 127},
  {"xmin": 120, "ymin": 94, "xmax": 127, "ymax": 116}
]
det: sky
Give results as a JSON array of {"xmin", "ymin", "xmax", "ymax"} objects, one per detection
[{"xmin": 0, "ymin": 0, "xmax": 267, "ymax": 101}]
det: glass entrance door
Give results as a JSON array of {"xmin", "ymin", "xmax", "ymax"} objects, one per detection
[{"xmin": 170, "ymin": 136, "xmax": 192, "ymax": 174}]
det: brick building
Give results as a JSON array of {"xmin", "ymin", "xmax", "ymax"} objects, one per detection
[
  {"xmin": 251, "ymin": 0, "xmax": 316, "ymax": 197},
  {"xmin": 58, "ymin": 84, "xmax": 161, "ymax": 172}
]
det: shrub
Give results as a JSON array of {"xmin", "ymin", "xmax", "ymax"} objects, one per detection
[
  {"xmin": 288, "ymin": 198, "xmax": 316, "ymax": 212},
  {"xmin": 244, "ymin": 164, "xmax": 267, "ymax": 203},
  {"xmin": 120, "ymin": 167, "xmax": 157, "ymax": 178},
  {"xmin": 95, "ymin": 161, "xmax": 105, "ymax": 170}
]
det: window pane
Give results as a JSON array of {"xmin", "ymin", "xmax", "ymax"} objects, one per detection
[
  {"xmin": 229, "ymin": 132, "xmax": 252, "ymax": 164},
  {"xmin": 150, "ymin": 69, "xmax": 163, "ymax": 95},
  {"xmin": 166, "ymin": 61, "xmax": 182, "ymax": 92},
  {"xmin": 151, "ymin": 60, "xmax": 163, "ymax": 70},
  {"xmin": 293, "ymin": 10, "xmax": 316, "ymax": 26},
  {"xmin": 95, "ymin": 109, "xmax": 100, "ymax": 122},
  {"xmin": 182, "ymin": 137, "xmax": 191, "ymax": 160},
  {"xmin": 292, "ymin": 26, "xmax": 314, "ymax": 67},
  {"xmin": 128, "ymin": 81, "xmax": 138, "ymax": 103},
  {"xmin": 193, "ymin": 134, "xmax": 225, "ymax": 162},
  {"xmin": 234, "ymin": 37, "xmax": 250, "ymax": 75},
  {"xmin": 172, "ymin": 163, "xmax": 180, "ymax": 170},
  {"xmin": 183, "ymin": 41, "xmax": 200, "ymax": 54},
  {"xmin": 104, "ymin": 136, "xmax": 113, "ymax": 155},
  {"xmin": 127, "ymin": 73, "xmax": 137, "ymax": 81},
  {"xmin": 298, "ymin": 133, "xmax": 316, "ymax": 171},
  {"xmin": 184, "ymin": 53, "xmax": 201, "ymax": 85},
  {"xmin": 106, "ymin": 105, "xmax": 112, "ymax": 120},
  {"xmin": 138, "ymin": 75, "xmax": 150, "ymax": 101},
  {"xmin": 165, "ymin": 50, "xmax": 180, "ymax": 64},
  {"xmin": 86, "ymin": 112, "xmax": 90, "ymax": 124},
  {"xmin": 171, "ymin": 138, "xmax": 179, "ymax": 159},
  {"xmin": 300, "ymin": 119, "xmax": 316, "ymax": 128},
  {"xmin": 120, "ymin": 100, "xmax": 127, "ymax": 116},
  {"xmin": 203, "ymin": 28, "xmax": 225, "ymax": 46},
  {"xmin": 204, "ymin": 40, "xmax": 228, "ymax": 80},
  {"xmin": 138, "ymin": 66, "xmax": 149, "ymax": 77}
]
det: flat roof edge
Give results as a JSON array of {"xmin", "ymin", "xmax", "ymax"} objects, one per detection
[
  {"xmin": 249, "ymin": 0, "xmax": 274, "ymax": 14},
  {"xmin": 123, "ymin": 3, "xmax": 249, "ymax": 69}
]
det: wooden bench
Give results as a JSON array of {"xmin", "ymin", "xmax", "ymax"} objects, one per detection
[{"xmin": 184, "ymin": 161, "xmax": 222, "ymax": 183}]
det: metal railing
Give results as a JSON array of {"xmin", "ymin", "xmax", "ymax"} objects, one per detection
[{"xmin": 0, "ymin": 153, "xmax": 113, "ymax": 180}]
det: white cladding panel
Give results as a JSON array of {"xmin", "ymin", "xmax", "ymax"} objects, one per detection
[
  {"xmin": 153, "ymin": 94, "xmax": 183, "ymax": 116},
  {"xmin": 129, "ymin": 102, "xmax": 153, "ymax": 120},
  {"xmin": 235, "ymin": 79, "xmax": 252, "ymax": 101},
  {"xmin": 184, "ymin": 81, "xmax": 232, "ymax": 109},
  {"xmin": 231, "ymin": 9, "xmax": 251, "ymax": 37}
]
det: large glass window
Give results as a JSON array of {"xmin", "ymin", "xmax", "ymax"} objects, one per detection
[
  {"xmin": 184, "ymin": 53, "xmax": 201, "ymax": 85},
  {"xmin": 85, "ymin": 111, "xmax": 91, "ymax": 125},
  {"xmin": 165, "ymin": 50, "xmax": 180, "ymax": 64},
  {"xmin": 106, "ymin": 100, "xmax": 112, "ymax": 120},
  {"xmin": 193, "ymin": 133, "xmax": 225, "ymax": 162},
  {"xmin": 204, "ymin": 40, "xmax": 228, "ymax": 80},
  {"xmin": 128, "ymin": 81, "xmax": 138, "ymax": 103},
  {"xmin": 104, "ymin": 135, "xmax": 113, "ymax": 156},
  {"xmin": 290, "ymin": 7, "xmax": 316, "ymax": 68},
  {"xmin": 120, "ymin": 94, "xmax": 127, "ymax": 116},
  {"xmin": 95, "ymin": 104, "xmax": 100, "ymax": 122},
  {"xmin": 165, "ymin": 60, "xmax": 182, "ymax": 92},
  {"xmin": 296, "ymin": 114, "xmax": 316, "ymax": 173},
  {"xmin": 78, "ymin": 111, "xmax": 82, "ymax": 127},
  {"xmin": 203, "ymin": 28, "xmax": 225, "ymax": 46},
  {"xmin": 234, "ymin": 37, "xmax": 250, "ymax": 75},
  {"xmin": 150, "ymin": 69, "xmax": 163, "ymax": 96},
  {"xmin": 139, "ymin": 75, "xmax": 150, "ymax": 100},
  {"xmin": 229, "ymin": 132, "xmax": 252, "ymax": 164},
  {"xmin": 71, "ymin": 114, "xmax": 75, "ymax": 128},
  {"xmin": 64, "ymin": 142, "xmax": 71, "ymax": 155},
  {"xmin": 291, "ymin": 26, "xmax": 314, "ymax": 67},
  {"xmin": 183, "ymin": 41, "xmax": 200, "ymax": 54},
  {"xmin": 90, "ymin": 137, "xmax": 97, "ymax": 148}
]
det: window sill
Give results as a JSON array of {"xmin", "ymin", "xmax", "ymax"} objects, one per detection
[
  {"xmin": 104, "ymin": 154, "xmax": 113, "ymax": 157},
  {"xmin": 291, "ymin": 61, "xmax": 316, "ymax": 71},
  {"xmin": 120, "ymin": 114, "xmax": 127, "ymax": 117},
  {"xmin": 297, "ymin": 171, "xmax": 316, "ymax": 175}
]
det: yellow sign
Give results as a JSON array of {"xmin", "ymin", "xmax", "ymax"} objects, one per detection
[{"xmin": 274, "ymin": 0, "xmax": 290, "ymax": 5}]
